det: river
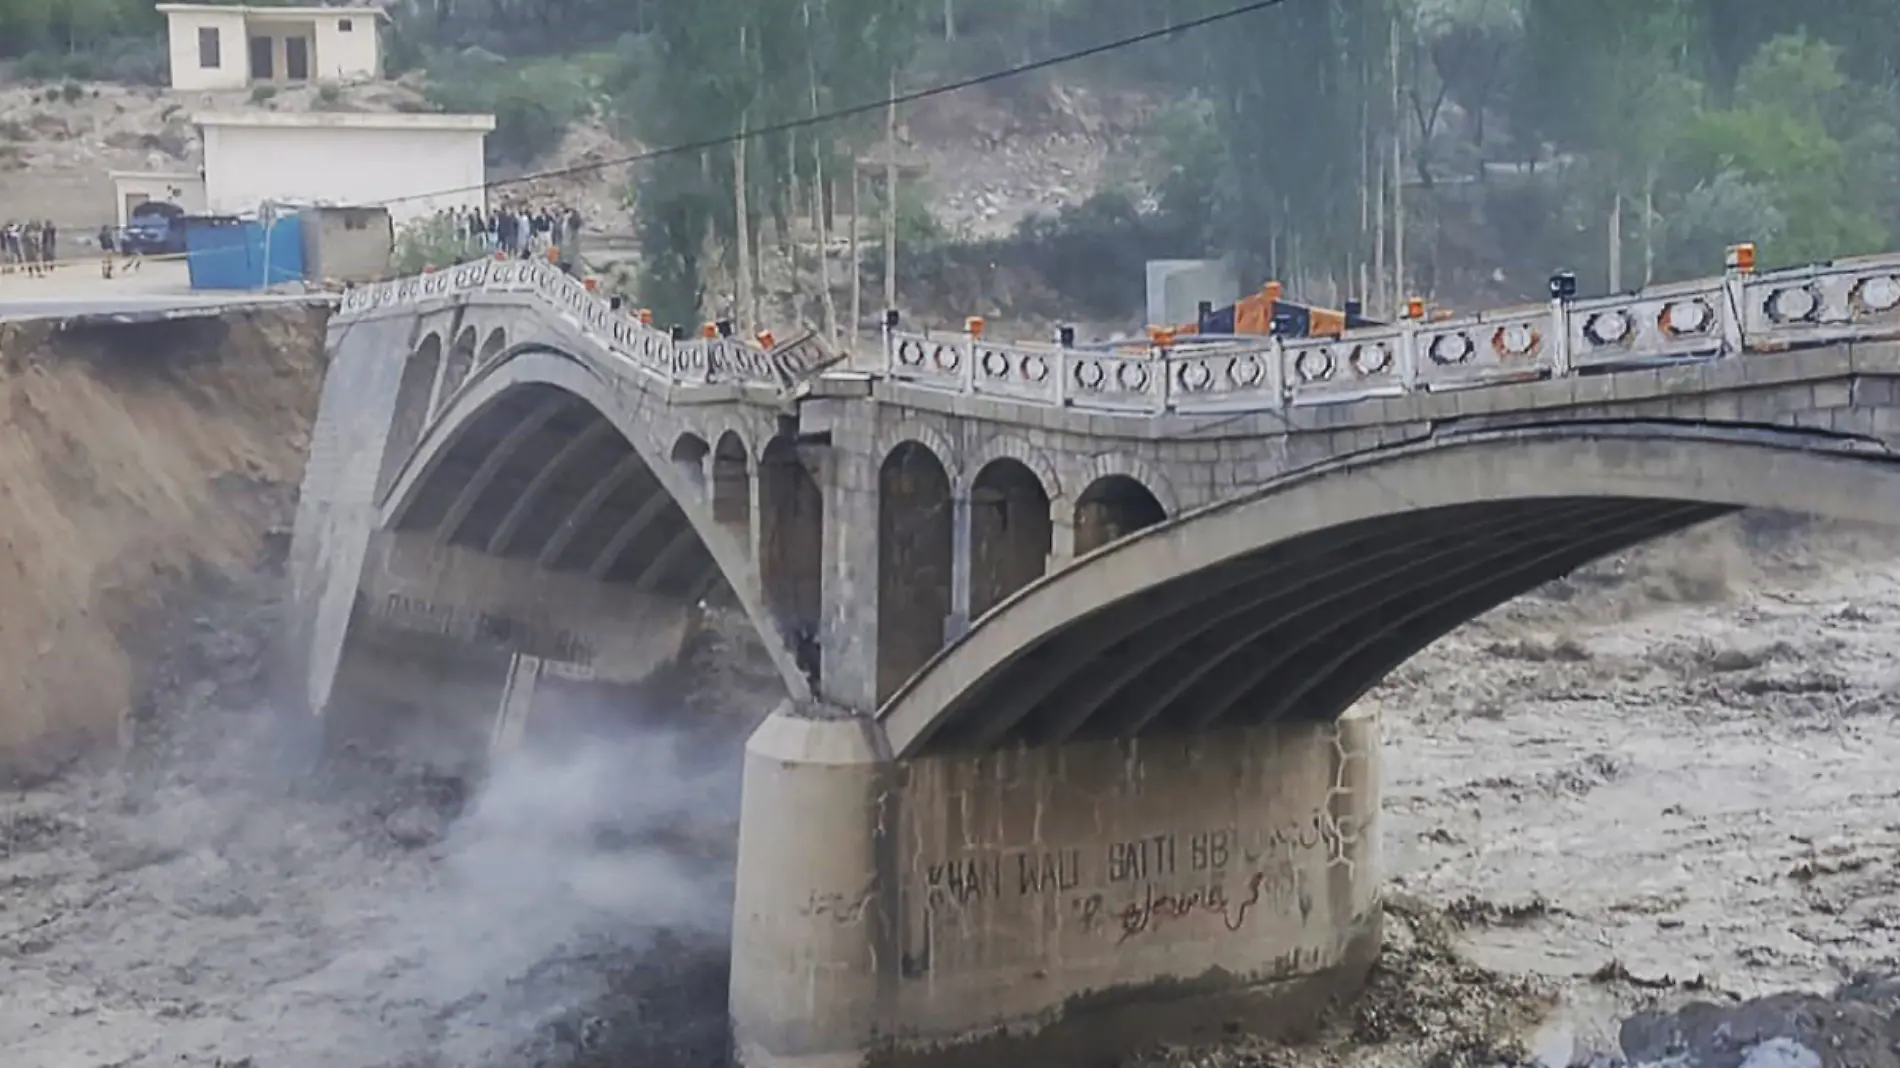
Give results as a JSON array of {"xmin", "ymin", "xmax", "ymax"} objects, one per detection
[{"xmin": 4, "ymin": 515, "xmax": 1898, "ymax": 1067}]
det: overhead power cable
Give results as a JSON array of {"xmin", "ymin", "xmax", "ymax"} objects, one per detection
[
  {"xmin": 331, "ymin": 0, "xmax": 1406, "ymax": 498},
  {"xmin": 362, "ymin": 0, "xmax": 1299, "ymax": 208}
]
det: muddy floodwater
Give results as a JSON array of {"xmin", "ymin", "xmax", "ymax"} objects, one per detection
[{"xmin": 6, "ymin": 516, "xmax": 1900, "ymax": 1067}]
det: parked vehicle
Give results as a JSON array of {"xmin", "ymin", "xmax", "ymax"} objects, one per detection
[{"xmin": 120, "ymin": 202, "xmax": 188, "ymax": 256}]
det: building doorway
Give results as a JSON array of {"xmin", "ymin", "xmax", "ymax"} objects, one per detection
[{"xmin": 285, "ymin": 36, "xmax": 309, "ymax": 81}]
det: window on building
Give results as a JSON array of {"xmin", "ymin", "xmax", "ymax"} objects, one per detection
[
  {"xmin": 197, "ymin": 26, "xmax": 221, "ymax": 68},
  {"xmin": 338, "ymin": 18, "xmax": 353, "ymax": 31}
]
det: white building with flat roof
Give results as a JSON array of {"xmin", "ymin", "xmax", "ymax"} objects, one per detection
[
  {"xmin": 107, "ymin": 170, "xmax": 209, "ymax": 227},
  {"xmin": 195, "ymin": 111, "xmax": 494, "ymax": 225},
  {"xmin": 159, "ymin": 3, "xmax": 385, "ymax": 91}
]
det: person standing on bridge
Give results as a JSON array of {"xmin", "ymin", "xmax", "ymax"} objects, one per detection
[{"xmin": 20, "ymin": 222, "xmax": 40, "ymax": 278}]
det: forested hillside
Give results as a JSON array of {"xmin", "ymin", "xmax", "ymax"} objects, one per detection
[{"xmin": 6, "ymin": 0, "xmax": 1899, "ymax": 331}]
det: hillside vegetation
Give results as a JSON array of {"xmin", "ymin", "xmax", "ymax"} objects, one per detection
[{"xmin": 6, "ymin": 0, "xmax": 1900, "ymax": 331}]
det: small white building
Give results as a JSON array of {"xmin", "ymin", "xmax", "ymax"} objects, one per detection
[
  {"xmin": 107, "ymin": 170, "xmax": 209, "ymax": 228},
  {"xmin": 158, "ymin": 3, "xmax": 385, "ymax": 92},
  {"xmin": 195, "ymin": 111, "xmax": 494, "ymax": 225}
]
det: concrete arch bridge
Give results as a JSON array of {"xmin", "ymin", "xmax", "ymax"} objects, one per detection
[{"xmin": 282, "ymin": 252, "xmax": 1900, "ymax": 1066}]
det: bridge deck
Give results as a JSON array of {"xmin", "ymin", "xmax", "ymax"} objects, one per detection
[{"xmin": 333, "ymin": 252, "xmax": 1900, "ymax": 419}]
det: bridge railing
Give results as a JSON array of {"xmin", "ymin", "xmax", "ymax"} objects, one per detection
[
  {"xmin": 880, "ymin": 249, "xmax": 1900, "ymax": 414},
  {"xmin": 1744, "ymin": 255, "xmax": 1900, "ymax": 350},
  {"xmin": 337, "ymin": 248, "xmax": 1900, "ymax": 412},
  {"xmin": 334, "ymin": 257, "xmax": 832, "ymax": 392}
]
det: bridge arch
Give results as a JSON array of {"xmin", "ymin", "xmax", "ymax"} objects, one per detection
[
  {"xmin": 478, "ymin": 326, "xmax": 507, "ymax": 367},
  {"xmin": 873, "ymin": 419, "xmax": 961, "ymax": 488},
  {"xmin": 878, "ymin": 426, "xmax": 1900, "ymax": 758},
  {"xmin": 877, "ymin": 438, "xmax": 955, "ymax": 703},
  {"xmin": 378, "ymin": 331, "xmax": 444, "ymax": 498},
  {"xmin": 374, "ymin": 349, "xmax": 812, "ymax": 706},
  {"xmin": 711, "ymin": 430, "xmax": 751, "ymax": 535},
  {"xmin": 960, "ymin": 433, "xmax": 1062, "ymax": 503},
  {"xmin": 1073, "ymin": 472, "xmax": 1168, "ymax": 555},
  {"xmin": 670, "ymin": 432, "xmax": 710, "ymax": 493},
  {"xmin": 758, "ymin": 435, "xmax": 825, "ymax": 683},
  {"xmin": 969, "ymin": 456, "xmax": 1053, "ymax": 619},
  {"xmin": 441, "ymin": 326, "xmax": 478, "ymax": 402},
  {"xmin": 1072, "ymin": 453, "xmax": 1178, "ymax": 515}
]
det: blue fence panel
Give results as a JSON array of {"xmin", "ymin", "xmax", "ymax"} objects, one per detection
[
  {"xmin": 261, "ymin": 215, "xmax": 304, "ymax": 288},
  {"xmin": 183, "ymin": 217, "xmax": 251, "ymax": 290},
  {"xmin": 183, "ymin": 215, "xmax": 306, "ymax": 291}
]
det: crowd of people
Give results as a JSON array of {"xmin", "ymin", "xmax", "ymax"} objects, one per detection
[
  {"xmin": 430, "ymin": 202, "xmax": 586, "ymax": 260},
  {"xmin": 1, "ymin": 220, "xmax": 58, "ymax": 276},
  {"xmin": 7, "ymin": 201, "xmax": 588, "ymax": 282}
]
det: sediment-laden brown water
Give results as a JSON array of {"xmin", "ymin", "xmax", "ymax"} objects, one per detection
[{"xmin": 6, "ymin": 515, "xmax": 1900, "ymax": 1068}]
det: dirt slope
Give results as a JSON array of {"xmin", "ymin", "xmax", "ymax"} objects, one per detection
[{"xmin": 0, "ymin": 308, "xmax": 325, "ymax": 772}]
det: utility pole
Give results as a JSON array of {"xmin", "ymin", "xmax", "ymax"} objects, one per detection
[
  {"xmin": 849, "ymin": 162, "xmax": 861, "ymax": 343},
  {"xmin": 1390, "ymin": 27, "xmax": 1405, "ymax": 314},
  {"xmin": 805, "ymin": 0, "xmax": 837, "ymax": 343},
  {"xmin": 883, "ymin": 68, "xmax": 899, "ymax": 316},
  {"xmin": 734, "ymin": 23, "xmax": 756, "ymax": 333}
]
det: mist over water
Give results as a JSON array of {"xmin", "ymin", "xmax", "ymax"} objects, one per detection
[
  {"xmin": 362, "ymin": 723, "xmax": 745, "ymax": 1066},
  {"xmin": 16, "ymin": 524, "xmax": 1900, "ymax": 1068},
  {"xmin": 0, "ymin": 590, "xmax": 766, "ymax": 1068}
]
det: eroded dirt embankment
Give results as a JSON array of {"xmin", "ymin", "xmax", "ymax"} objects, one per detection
[{"xmin": 0, "ymin": 309, "xmax": 324, "ymax": 775}]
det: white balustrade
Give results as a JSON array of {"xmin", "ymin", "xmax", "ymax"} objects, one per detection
[
  {"xmin": 343, "ymin": 249, "xmax": 1900, "ymax": 416},
  {"xmin": 885, "ymin": 330, "xmax": 971, "ymax": 390},
  {"xmin": 1411, "ymin": 306, "xmax": 1554, "ymax": 391},
  {"xmin": 1285, "ymin": 326, "xmax": 1409, "ymax": 404},
  {"xmin": 970, "ymin": 339, "xmax": 1063, "ymax": 404},
  {"xmin": 332, "ymin": 256, "xmax": 806, "ymax": 391},
  {"xmin": 1063, "ymin": 347, "xmax": 1168, "ymax": 411},
  {"xmin": 1167, "ymin": 341, "xmax": 1284, "ymax": 413},
  {"xmin": 672, "ymin": 339, "xmax": 711, "ymax": 381},
  {"xmin": 1567, "ymin": 277, "xmax": 1728, "ymax": 371},
  {"xmin": 1743, "ymin": 254, "xmax": 1900, "ymax": 350}
]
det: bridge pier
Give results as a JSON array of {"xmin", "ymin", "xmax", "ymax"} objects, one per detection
[{"xmin": 731, "ymin": 704, "xmax": 1382, "ymax": 1067}]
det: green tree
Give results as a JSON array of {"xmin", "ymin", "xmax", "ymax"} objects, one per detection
[
  {"xmin": 1167, "ymin": 0, "xmax": 1392, "ymax": 292},
  {"xmin": 1664, "ymin": 33, "xmax": 1893, "ymax": 271},
  {"xmin": 614, "ymin": 0, "xmax": 927, "ymax": 325}
]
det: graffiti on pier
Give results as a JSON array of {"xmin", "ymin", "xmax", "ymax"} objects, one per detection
[
  {"xmin": 1102, "ymin": 820, "xmax": 1339, "ymax": 883},
  {"xmin": 925, "ymin": 855, "xmax": 1003, "ymax": 911},
  {"xmin": 1122, "ymin": 869, "xmax": 1280, "ymax": 943},
  {"xmin": 1019, "ymin": 849, "xmax": 1082, "ymax": 895},
  {"xmin": 801, "ymin": 881, "xmax": 875, "ymax": 925},
  {"xmin": 924, "ymin": 848, "xmax": 1084, "ymax": 913},
  {"xmin": 1070, "ymin": 867, "xmax": 1306, "ymax": 943},
  {"xmin": 915, "ymin": 814, "xmax": 1344, "ymax": 933},
  {"xmin": 1241, "ymin": 815, "xmax": 1345, "ymax": 863},
  {"xmin": 369, "ymin": 592, "xmax": 595, "ymax": 664}
]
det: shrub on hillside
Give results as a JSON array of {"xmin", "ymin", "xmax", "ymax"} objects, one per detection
[
  {"xmin": 421, "ymin": 50, "xmax": 595, "ymax": 167},
  {"xmin": 892, "ymin": 190, "xmax": 1200, "ymax": 321},
  {"xmin": 13, "ymin": 37, "xmax": 166, "ymax": 86},
  {"xmin": 391, "ymin": 215, "xmax": 485, "ymax": 276}
]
